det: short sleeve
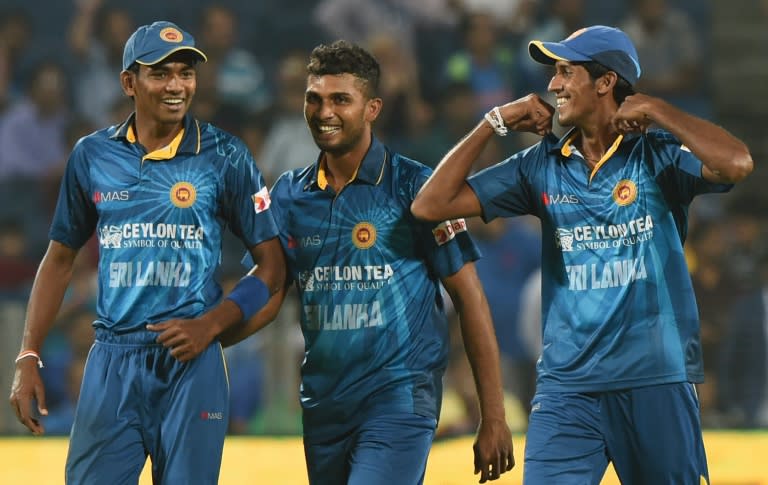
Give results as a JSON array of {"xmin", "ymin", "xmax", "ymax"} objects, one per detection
[
  {"xmin": 221, "ymin": 138, "xmax": 280, "ymax": 248},
  {"xmin": 48, "ymin": 140, "xmax": 98, "ymax": 249},
  {"xmin": 409, "ymin": 166, "xmax": 480, "ymax": 278},
  {"xmin": 467, "ymin": 141, "xmax": 547, "ymax": 222}
]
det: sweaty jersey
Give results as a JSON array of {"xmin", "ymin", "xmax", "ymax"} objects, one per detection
[
  {"xmin": 270, "ymin": 136, "xmax": 479, "ymax": 440},
  {"xmin": 50, "ymin": 114, "xmax": 278, "ymax": 334},
  {"xmin": 468, "ymin": 129, "xmax": 731, "ymax": 393}
]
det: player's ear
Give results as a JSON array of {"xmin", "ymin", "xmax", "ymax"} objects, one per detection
[
  {"xmin": 597, "ymin": 71, "xmax": 618, "ymax": 96},
  {"xmin": 120, "ymin": 70, "xmax": 136, "ymax": 97},
  {"xmin": 365, "ymin": 97, "xmax": 383, "ymax": 123}
]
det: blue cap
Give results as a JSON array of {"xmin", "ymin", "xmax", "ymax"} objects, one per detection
[
  {"xmin": 528, "ymin": 25, "xmax": 641, "ymax": 85},
  {"xmin": 122, "ymin": 21, "xmax": 207, "ymax": 71}
]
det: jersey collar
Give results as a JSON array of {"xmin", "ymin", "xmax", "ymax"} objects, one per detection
[
  {"xmin": 110, "ymin": 113, "xmax": 202, "ymax": 160},
  {"xmin": 554, "ymin": 128, "xmax": 627, "ymax": 183},
  {"xmin": 310, "ymin": 134, "xmax": 388, "ymax": 191}
]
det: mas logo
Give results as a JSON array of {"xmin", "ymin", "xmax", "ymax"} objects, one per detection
[
  {"xmin": 160, "ymin": 27, "xmax": 183, "ymax": 43},
  {"xmin": 612, "ymin": 179, "xmax": 637, "ymax": 206},
  {"xmin": 170, "ymin": 182, "xmax": 196, "ymax": 208},
  {"xmin": 352, "ymin": 222, "xmax": 376, "ymax": 249}
]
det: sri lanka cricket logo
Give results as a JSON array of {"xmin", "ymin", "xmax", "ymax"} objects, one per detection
[
  {"xmin": 170, "ymin": 181, "xmax": 196, "ymax": 208},
  {"xmin": 612, "ymin": 179, "xmax": 637, "ymax": 206},
  {"xmin": 352, "ymin": 222, "xmax": 376, "ymax": 249},
  {"xmin": 160, "ymin": 27, "xmax": 183, "ymax": 43}
]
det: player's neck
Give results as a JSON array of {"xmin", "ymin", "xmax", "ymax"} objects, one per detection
[
  {"xmin": 322, "ymin": 141, "xmax": 370, "ymax": 192},
  {"xmin": 577, "ymin": 124, "xmax": 620, "ymax": 167},
  {"xmin": 133, "ymin": 117, "xmax": 184, "ymax": 153}
]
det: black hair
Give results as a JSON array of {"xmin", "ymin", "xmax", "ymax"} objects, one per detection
[
  {"xmin": 578, "ymin": 61, "xmax": 635, "ymax": 104},
  {"xmin": 307, "ymin": 40, "xmax": 380, "ymax": 98}
]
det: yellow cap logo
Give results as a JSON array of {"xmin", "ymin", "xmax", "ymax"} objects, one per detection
[
  {"xmin": 170, "ymin": 182, "xmax": 196, "ymax": 208},
  {"xmin": 612, "ymin": 179, "xmax": 637, "ymax": 206},
  {"xmin": 160, "ymin": 27, "xmax": 183, "ymax": 43},
  {"xmin": 352, "ymin": 222, "xmax": 376, "ymax": 249}
]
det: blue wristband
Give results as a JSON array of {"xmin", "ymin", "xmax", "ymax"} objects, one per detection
[{"xmin": 226, "ymin": 275, "xmax": 270, "ymax": 321}]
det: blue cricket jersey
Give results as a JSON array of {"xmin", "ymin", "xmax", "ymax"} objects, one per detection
[
  {"xmin": 270, "ymin": 136, "xmax": 479, "ymax": 440},
  {"xmin": 468, "ymin": 129, "xmax": 731, "ymax": 393},
  {"xmin": 49, "ymin": 114, "xmax": 278, "ymax": 335}
]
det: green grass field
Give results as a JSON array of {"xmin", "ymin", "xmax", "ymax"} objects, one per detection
[{"xmin": 1, "ymin": 432, "xmax": 766, "ymax": 484}]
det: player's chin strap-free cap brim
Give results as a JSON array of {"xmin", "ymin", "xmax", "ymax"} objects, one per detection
[{"xmin": 528, "ymin": 40, "xmax": 593, "ymax": 65}]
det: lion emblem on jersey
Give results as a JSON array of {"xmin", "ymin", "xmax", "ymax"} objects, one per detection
[
  {"xmin": 99, "ymin": 225, "xmax": 122, "ymax": 249},
  {"xmin": 555, "ymin": 228, "xmax": 574, "ymax": 252}
]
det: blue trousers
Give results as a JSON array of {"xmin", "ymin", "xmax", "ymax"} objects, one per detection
[
  {"xmin": 65, "ymin": 330, "xmax": 229, "ymax": 484},
  {"xmin": 524, "ymin": 382, "xmax": 709, "ymax": 485},
  {"xmin": 304, "ymin": 412, "xmax": 437, "ymax": 485}
]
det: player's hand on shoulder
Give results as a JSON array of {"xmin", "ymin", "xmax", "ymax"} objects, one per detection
[
  {"xmin": 147, "ymin": 317, "xmax": 216, "ymax": 362},
  {"xmin": 473, "ymin": 417, "xmax": 515, "ymax": 482},
  {"xmin": 498, "ymin": 94, "xmax": 554, "ymax": 136}
]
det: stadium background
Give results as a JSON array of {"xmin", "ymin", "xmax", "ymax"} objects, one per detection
[{"xmin": 1, "ymin": 0, "xmax": 767, "ymax": 483}]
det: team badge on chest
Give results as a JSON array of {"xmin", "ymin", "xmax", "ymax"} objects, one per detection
[
  {"xmin": 170, "ymin": 181, "xmax": 197, "ymax": 208},
  {"xmin": 612, "ymin": 179, "xmax": 637, "ymax": 206},
  {"xmin": 352, "ymin": 222, "xmax": 376, "ymax": 249}
]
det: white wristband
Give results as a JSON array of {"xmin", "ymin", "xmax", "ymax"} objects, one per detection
[
  {"xmin": 15, "ymin": 350, "xmax": 44, "ymax": 368},
  {"xmin": 484, "ymin": 106, "xmax": 508, "ymax": 136}
]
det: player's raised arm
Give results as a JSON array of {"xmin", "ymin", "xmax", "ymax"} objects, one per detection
[
  {"xmin": 411, "ymin": 94, "xmax": 553, "ymax": 223},
  {"xmin": 613, "ymin": 93, "xmax": 753, "ymax": 183}
]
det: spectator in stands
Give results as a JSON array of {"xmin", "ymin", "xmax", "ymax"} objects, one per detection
[
  {"xmin": 516, "ymin": 0, "xmax": 585, "ymax": 96},
  {"xmin": 442, "ymin": 11, "xmax": 519, "ymax": 118},
  {"xmin": 719, "ymin": 247, "xmax": 768, "ymax": 428},
  {"xmin": 67, "ymin": 0, "xmax": 134, "ymax": 127},
  {"xmin": 459, "ymin": 0, "xmax": 539, "ymax": 37},
  {"xmin": 405, "ymin": 81, "xmax": 479, "ymax": 168},
  {"xmin": 0, "ymin": 59, "xmax": 69, "ymax": 182},
  {"xmin": 196, "ymin": 3, "xmax": 271, "ymax": 116},
  {"xmin": 620, "ymin": 0, "xmax": 708, "ymax": 116},
  {"xmin": 0, "ymin": 217, "xmax": 36, "ymax": 292},
  {"xmin": 365, "ymin": 32, "xmax": 432, "ymax": 150},
  {"xmin": 312, "ymin": 0, "xmax": 459, "ymax": 53},
  {"xmin": 687, "ymin": 218, "xmax": 738, "ymax": 424},
  {"xmin": 257, "ymin": 50, "xmax": 318, "ymax": 186},
  {"xmin": 0, "ymin": 8, "xmax": 32, "ymax": 111}
]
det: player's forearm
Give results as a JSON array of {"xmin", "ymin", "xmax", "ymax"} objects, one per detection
[
  {"xmin": 217, "ymin": 238, "xmax": 287, "ymax": 336},
  {"xmin": 217, "ymin": 291, "xmax": 284, "ymax": 347},
  {"xmin": 457, "ymin": 307, "xmax": 507, "ymax": 422}
]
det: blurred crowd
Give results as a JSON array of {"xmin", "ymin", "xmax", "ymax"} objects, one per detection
[{"xmin": 1, "ymin": 0, "xmax": 767, "ymax": 436}]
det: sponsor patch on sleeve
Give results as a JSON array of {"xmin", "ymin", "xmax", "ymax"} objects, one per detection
[
  {"xmin": 432, "ymin": 218, "xmax": 467, "ymax": 246},
  {"xmin": 251, "ymin": 187, "xmax": 271, "ymax": 214}
]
